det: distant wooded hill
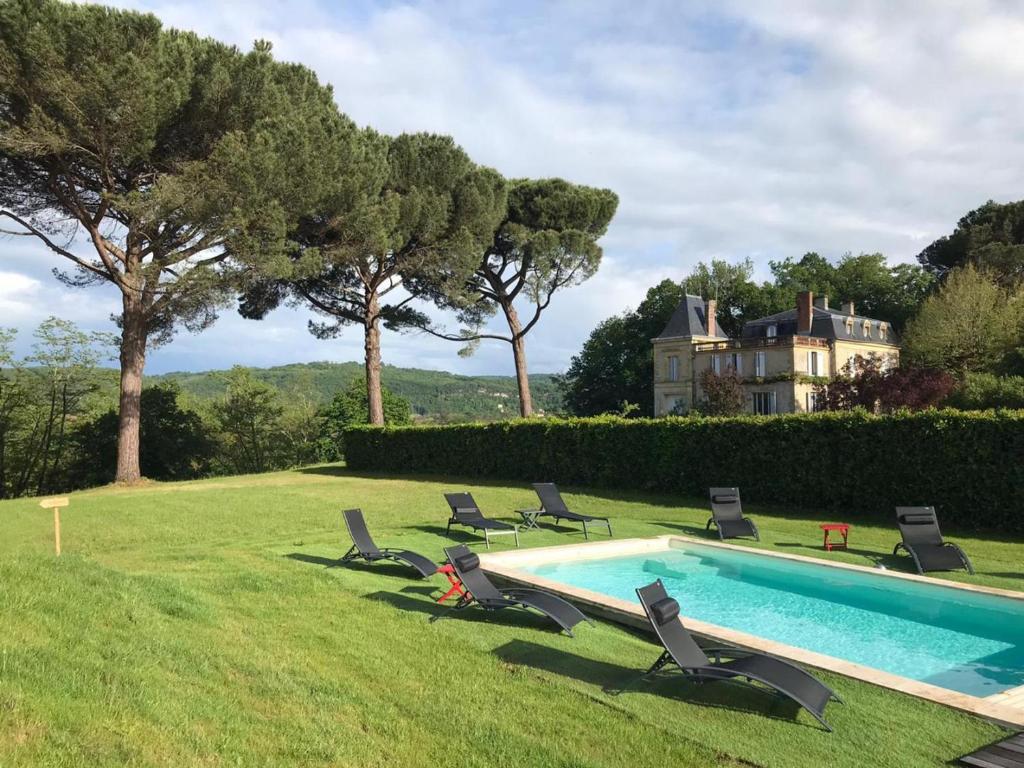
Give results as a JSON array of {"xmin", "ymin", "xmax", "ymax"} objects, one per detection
[{"xmin": 148, "ymin": 362, "xmax": 563, "ymax": 422}]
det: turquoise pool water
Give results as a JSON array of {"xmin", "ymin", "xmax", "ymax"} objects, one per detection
[{"xmin": 525, "ymin": 542, "xmax": 1024, "ymax": 697}]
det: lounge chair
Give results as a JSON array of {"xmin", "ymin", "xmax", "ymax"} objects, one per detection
[
  {"xmin": 444, "ymin": 492, "xmax": 520, "ymax": 549},
  {"xmin": 431, "ymin": 544, "xmax": 590, "ymax": 636},
  {"xmin": 530, "ymin": 483, "xmax": 612, "ymax": 539},
  {"xmin": 630, "ymin": 579, "xmax": 840, "ymax": 731},
  {"xmin": 706, "ymin": 487, "xmax": 759, "ymax": 541},
  {"xmin": 341, "ymin": 508, "xmax": 438, "ymax": 577},
  {"xmin": 893, "ymin": 507, "xmax": 974, "ymax": 575}
]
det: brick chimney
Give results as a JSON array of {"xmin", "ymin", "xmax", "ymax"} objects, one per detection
[
  {"xmin": 814, "ymin": 295, "xmax": 829, "ymax": 310},
  {"xmin": 841, "ymin": 300, "xmax": 855, "ymax": 316},
  {"xmin": 705, "ymin": 299, "xmax": 717, "ymax": 337},
  {"xmin": 797, "ymin": 291, "xmax": 813, "ymax": 334}
]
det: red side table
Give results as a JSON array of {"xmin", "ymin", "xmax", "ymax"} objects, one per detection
[
  {"xmin": 436, "ymin": 563, "xmax": 468, "ymax": 604},
  {"xmin": 819, "ymin": 523, "xmax": 850, "ymax": 551}
]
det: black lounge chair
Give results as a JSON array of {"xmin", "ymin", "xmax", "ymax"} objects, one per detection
[
  {"xmin": 531, "ymin": 483, "xmax": 612, "ymax": 539},
  {"xmin": 444, "ymin": 492, "xmax": 520, "ymax": 549},
  {"xmin": 431, "ymin": 544, "xmax": 590, "ymax": 636},
  {"xmin": 893, "ymin": 507, "xmax": 974, "ymax": 575},
  {"xmin": 630, "ymin": 579, "xmax": 840, "ymax": 731},
  {"xmin": 707, "ymin": 487, "xmax": 759, "ymax": 541},
  {"xmin": 341, "ymin": 508, "xmax": 438, "ymax": 577}
]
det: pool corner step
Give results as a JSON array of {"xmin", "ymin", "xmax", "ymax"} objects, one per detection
[{"xmin": 987, "ymin": 686, "xmax": 1024, "ymax": 712}]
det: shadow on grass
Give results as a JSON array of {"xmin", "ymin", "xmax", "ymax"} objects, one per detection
[
  {"xmin": 653, "ymin": 522, "xmax": 719, "ymax": 539},
  {"xmin": 492, "ymin": 639, "xmax": 813, "ymax": 728},
  {"xmin": 409, "ymin": 524, "xmax": 530, "ymax": 549},
  {"xmin": 294, "ymin": 464, "xmax": 350, "ymax": 477},
  {"xmin": 365, "ymin": 589, "xmax": 566, "ymax": 633},
  {"xmin": 285, "ymin": 552, "xmax": 341, "ymax": 567},
  {"xmin": 285, "ymin": 552, "xmax": 417, "ymax": 579}
]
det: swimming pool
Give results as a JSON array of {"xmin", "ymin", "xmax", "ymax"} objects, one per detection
[{"xmin": 479, "ymin": 536, "xmax": 1024, "ymax": 725}]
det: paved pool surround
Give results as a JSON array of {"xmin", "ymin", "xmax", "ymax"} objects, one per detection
[{"xmin": 478, "ymin": 534, "xmax": 1024, "ymax": 728}]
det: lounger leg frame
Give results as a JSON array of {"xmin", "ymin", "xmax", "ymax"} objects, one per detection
[
  {"xmin": 340, "ymin": 546, "xmax": 358, "ymax": 564},
  {"xmin": 429, "ymin": 594, "xmax": 474, "ymax": 624},
  {"xmin": 612, "ymin": 651, "xmax": 675, "ymax": 696},
  {"xmin": 951, "ymin": 544, "xmax": 975, "ymax": 575}
]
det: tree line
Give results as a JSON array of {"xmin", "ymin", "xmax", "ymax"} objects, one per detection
[
  {"xmin": 560, "ymin": 201, "xmax": 1024, "ymax": 416},
  {"xmin": 0, "ymin": 318, "xmax": 412, "ymax": 498},
  {"xmin": 0, "ymin": 0, "xmax": 618, "ymax": 485}
]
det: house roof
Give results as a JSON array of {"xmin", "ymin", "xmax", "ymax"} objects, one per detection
[
  {"xmin": 655, "ymin": 295, "xmax": 728, "ymax": 340},
  {"xmin": 742, "ymin": 306, "xmax": 900, "ymax": 345}
]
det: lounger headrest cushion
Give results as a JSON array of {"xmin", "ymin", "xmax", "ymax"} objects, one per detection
[
  {"xmin": 649, "ymin": 597, "xmax": 679, "ymax": 626},
  {"xmin": 454, "ymin": 553, "xmax": 480, "ymax": 572}
]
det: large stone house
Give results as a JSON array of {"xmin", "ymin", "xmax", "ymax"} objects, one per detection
[{"xmin": 652, "ymin": 291, "xmax": 900, "ymax": 416}]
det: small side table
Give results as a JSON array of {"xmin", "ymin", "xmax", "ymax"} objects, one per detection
[
  {"xmin": 820, "ymin": 523, "xmax": 850, "ymax": 552},
  {"xmin": 436, "ymin": 563, "xmax": 467, "ymax": 604},
  {"xmin": 516, "ymin": 508, "xmax": 543, "ymax": 531}
]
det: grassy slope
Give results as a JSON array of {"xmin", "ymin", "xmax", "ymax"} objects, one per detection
[{"xmin": 0, "ymin": 468, "xmax": 1016, "ymax": 767}]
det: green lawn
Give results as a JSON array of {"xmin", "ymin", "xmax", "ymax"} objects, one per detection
[{"xmin": 1, "ymin": 466, "xmax": 1019, "ymax": 767}]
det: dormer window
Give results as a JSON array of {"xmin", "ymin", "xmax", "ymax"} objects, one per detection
[
  {"xmin": 862, "ymin": 319, "xmax": 871, "ymax": 338},
  {"xmin": 766, "ymin": 324, "xmax": 777, "ymax": 338},
  {"xmin": 845, "ymin": 317, "xmax": 854, "ymax": 335},
  {"xmin": 879, "ymin": 322, "xmax": 888, "ymax": 341}
]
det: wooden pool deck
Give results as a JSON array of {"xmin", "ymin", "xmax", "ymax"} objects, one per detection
[{"xmin": 960, "ymin": 732, "xmax": 1024, "ymax": 767}]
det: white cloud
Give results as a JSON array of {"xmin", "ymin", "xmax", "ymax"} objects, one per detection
[{"xmin": 6, "ymin": 0, "xmax": 1024, "ymax": 375}]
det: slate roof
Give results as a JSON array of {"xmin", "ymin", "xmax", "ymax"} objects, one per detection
[
  {"xmin": 655, "ymin": 295, "xmax": 728, "ymax": 340},
  {"xmin": 742, "ymin": 306, "xmax": 900, "ymax": 345}
]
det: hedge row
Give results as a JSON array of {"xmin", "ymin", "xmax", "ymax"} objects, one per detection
[{"xmin": 343, "ymin": 410, "xmax": 1024, "ymax": 532}]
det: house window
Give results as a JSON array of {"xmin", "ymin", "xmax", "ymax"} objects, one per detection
[
  {"xmin": 863, "ymin": 319, "xmax": 872, "ymax": 338},
  {"xmin": 806, "ymin": 391, "xmax": 818, "ymax": 412},
  {"xmin": 668, "ymin": 355, "xmax": 679, "ymax": 382},
  {"xmin": 846, "ymin": 354, "xmax": 857, "ymax": 375},
  {"xmin": 754, "ymin": 350, "xmax": 766, "ymax": 377},
  {"xmin": 766, "ymin": 324, "xmax": 778, "ymax": 338},
  {"xmin": 879, "ymin": 323, "xmax": 888, "ymax": 341},
  {"xmin": 665, "ymin": 396, "xmax": 685, "ymax": 415},
  {"xmin": 752, "ymin": 391, "xmax": 777, "ymax": 415},
  {"xmin": 710, "ymin": 355, "xmax": 721, "ymax": 374},
  {"xmin": 729, "ymin": 352, "xmax": 742, "ymax": 375},
  {"xmin": 845, "ymin": 318, "xmax": 854, "ymax": 335},
  {"xmin": 806, "ymin": 350, "xmax": 820, "ymax": 376}
]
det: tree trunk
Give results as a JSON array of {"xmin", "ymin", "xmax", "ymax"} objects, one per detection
[
  {"xmin": 503, "ymin": 303, "xmax": 533, "ymax": 417},
  {"xmin": 116, "ymin": 294, "xmax": 147, "ymax": 483},
  {"xmin": 364, "ymin": 295, "xmax": 384, "ymax": 426}
]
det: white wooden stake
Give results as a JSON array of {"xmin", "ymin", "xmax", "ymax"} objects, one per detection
[{"xmin": 39, "ymin": 497, "xmax": 69, "ymax": 556}]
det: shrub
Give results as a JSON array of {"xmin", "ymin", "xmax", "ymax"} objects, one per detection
[
  {"xmin": 698, "ymin": 368, "xmax": 746, "ymax": 415},
  {"xmin": 815, "ymin": 356, "xmax": 956, "ymax": 413},
  {"xmin": 344, "ymin": 410, "xmax": 1024, "ymax": 532},
  {"xmin": 68, "ymin": 384, "xmax": 215, "ymax": 487},
  {"xmin": 950, "ymin": 373, "xmax": 1024, "ymax": 410}
]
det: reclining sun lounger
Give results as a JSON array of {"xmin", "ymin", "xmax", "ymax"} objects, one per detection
[
  {"xmin": 444, "ymin": 492, "xmax": 520, "ymax": 549},
  {"xmin": 706, "ymin": 487, "xmax": 759, "ymax": 541},
  {"xmin": 530, "ymin": 483, "xmax": 612, "ymax": 539},
  {"xmin": 893, "ymin": 507, "xmax": 974, "ymax": 575},
  {"xmin": 631, "ymin": 579, "xmax": 840, "ymax": 731},
  {"xmin": 340, "ymin": 508, "xmax": 438, "ymax": 577},
  {"xmin": 431, "ymin": 544, "xmax": 590, "ymax": 636}
]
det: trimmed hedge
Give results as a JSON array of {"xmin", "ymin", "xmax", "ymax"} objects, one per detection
[{"xmin": 343, "ymin": 410, "xmax": 1024, "ymax": 533}]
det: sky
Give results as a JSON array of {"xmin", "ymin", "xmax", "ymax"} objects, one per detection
[{"xmin": 4, "ymin": 0, "xmax": 1024, "ymax": 374}]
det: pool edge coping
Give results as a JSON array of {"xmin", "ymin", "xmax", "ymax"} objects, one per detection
[{"xmin": 479, "ymin": 534, "xmax": 1024, "ymax": 729}]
